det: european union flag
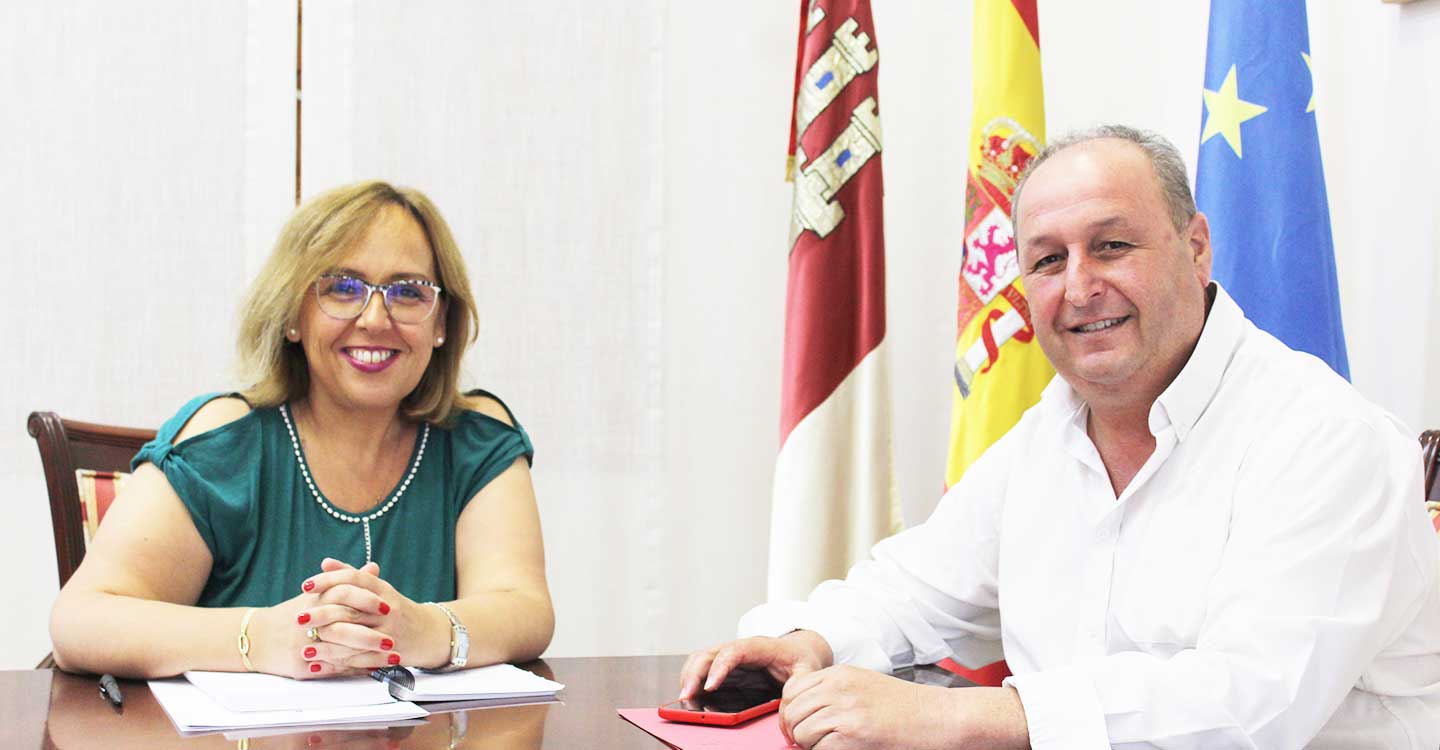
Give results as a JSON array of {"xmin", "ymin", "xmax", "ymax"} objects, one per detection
[{"xmin": 1196, "ymin": 0, "xmax": 1349, "ymax": 379}]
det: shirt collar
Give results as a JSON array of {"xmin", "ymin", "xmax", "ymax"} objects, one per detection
[
  {"xmin": 1152, "ymin": 282, "xmax": 1243, "ymax": 442},
  {"xmin": 1040, "ymin": 282, "xmax": 1245, "ymax": 443},
  {"xmin": 1040, "ymin": 363, "xmax": 1086, "ymax": 423}
]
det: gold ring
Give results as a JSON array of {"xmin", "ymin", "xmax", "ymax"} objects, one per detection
[{"xmin": 306, "ymin": 626, "xmax": 320, "ymax": 642}]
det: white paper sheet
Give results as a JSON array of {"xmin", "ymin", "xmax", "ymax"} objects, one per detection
[
  {"xmin": 397, "ymin": 663, "xmax": 565, "ymax": 701},
  {"xmin": 154, "ymin": 664, "xmax": 562, "ymax": 733},
  {"xmin": 183, "ymin": 670, "xmax": 395, "ymax": 712},
  {"xmin": 149, "ymin": 678, "xmax": 426, "ymax": 732}
]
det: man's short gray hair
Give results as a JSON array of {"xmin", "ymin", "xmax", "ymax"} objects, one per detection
[{"xmin": 1010, "ymin": 124, "xmax": 1196, "ymax": 235}]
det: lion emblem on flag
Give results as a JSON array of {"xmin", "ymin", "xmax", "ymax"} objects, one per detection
[{"xmin": 961, "ymin": 118, "xmax": 1040, "ymax": 307}]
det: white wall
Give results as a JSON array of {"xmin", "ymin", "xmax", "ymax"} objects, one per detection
[
  {"xmin": 1310, "ymin": 1, "xmax": 1440, "ymax": 432},
  {"xmin": 3, "ymin": 0, "xmax": 1438, "ymax": 668}
]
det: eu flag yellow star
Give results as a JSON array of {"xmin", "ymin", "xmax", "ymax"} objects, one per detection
[
  {"xmin": 1201, "ymin": 64, "xmax": 1268, "ymax": 158},
  {"xmin": 1302, "ymin": 52, "xmax": 1316, "ymax": 113}
]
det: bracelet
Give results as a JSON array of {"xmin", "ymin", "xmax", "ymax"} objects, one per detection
[
  {"xmin": 237, "ymin": 608, "xmax": 258, "ymax": 672},
  {"xmin": 425, "ymin": 602, "xmax": 469, "ymax": 672}
]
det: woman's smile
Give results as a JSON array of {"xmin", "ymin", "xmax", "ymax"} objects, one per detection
[{"xmin": 342, "ymin": 346, "xmax": 400, "ymax": 373}]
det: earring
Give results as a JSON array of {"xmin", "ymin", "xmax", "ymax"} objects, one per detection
[
  {"xmin": 287, "ymin": 328, "xmax": 299, "ymax": 341},
  {"xmin": 436, "ymin": 337, "xmax": 445, "ymax": 346}
]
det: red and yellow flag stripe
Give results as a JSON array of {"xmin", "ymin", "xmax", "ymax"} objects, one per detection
[{"xmin": 946, "ymin": 0, "xmax": 1051, "ymax": 487}]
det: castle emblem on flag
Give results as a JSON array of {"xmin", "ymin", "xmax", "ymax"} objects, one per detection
[
  {"xmin": 790, "ymin": 96, "xmax": 882, "ymax": 246},
  {"xmin": 795, "ymin": 18, "xmax": 877, "ymax": 140},
  {"xmin": 787, "ymin": 13, "xmax": 882, "ymax": 249}
]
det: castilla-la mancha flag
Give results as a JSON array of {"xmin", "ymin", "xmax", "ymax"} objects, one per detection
[
  {"xmin": 768, "ymin": 0, "xmax": 900, "ymax": 602},
  {"xmin": 946, "ymin": 0, "xmax": 1052, "ymax": 487}
]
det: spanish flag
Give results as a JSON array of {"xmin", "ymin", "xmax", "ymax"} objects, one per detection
[{"xmin": 946, "ymin": 0, "xmax": 1051, "ymax": 487}]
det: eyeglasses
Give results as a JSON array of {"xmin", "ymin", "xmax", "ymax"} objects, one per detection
[{"xmin": 314, "ymin": 274, "xmax": 443, "ymax": 324}]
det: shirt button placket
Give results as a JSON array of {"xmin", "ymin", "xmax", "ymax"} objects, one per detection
[{"xmin": 1076, "ymin": 518, "xmax": 1120, "ymax": 656}]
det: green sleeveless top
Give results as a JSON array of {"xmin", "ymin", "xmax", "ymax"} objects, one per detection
[{"xmin": 132, "ymin": 391, "xmax": 534, "ymax": 608}]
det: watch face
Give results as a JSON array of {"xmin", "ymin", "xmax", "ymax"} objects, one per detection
[{"xmin": 454, "ymin": 631, "xmax": 469, "ymax": 663}]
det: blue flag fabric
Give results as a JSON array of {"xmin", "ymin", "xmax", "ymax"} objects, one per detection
[{"xmin": 1196, "ymin": 0, "xmax": 1349, "ymax": 379}]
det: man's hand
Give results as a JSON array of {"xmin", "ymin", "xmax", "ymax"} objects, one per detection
[
  {"xmin": 780, "ymin": 666, "xmax": 1030, "ymax": 750},
  {"xmin": 780, "ymin": 666, "xmax": 954, "ymax": 750},
  {"xmin": 677, "ymin": 631, "xmax": 833, "ymax": 700}
]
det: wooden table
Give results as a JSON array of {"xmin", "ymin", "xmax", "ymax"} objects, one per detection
[{"xmin": 2, "ymin": 656, "xmax": 972, "ymax": 749}]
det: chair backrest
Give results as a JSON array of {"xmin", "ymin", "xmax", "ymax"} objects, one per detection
[
  {"xmin": 27, "ymin": 412, "xmax": 155, "ymax": 588},
  {"xmin": 1424, "ymin": 429, "xmax": 1440, "ymax": 505}
]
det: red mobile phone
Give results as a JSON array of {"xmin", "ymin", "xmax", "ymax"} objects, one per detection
[{"xmin": 658, "ymin": 668, "xmax": 783, "ymax": 726}]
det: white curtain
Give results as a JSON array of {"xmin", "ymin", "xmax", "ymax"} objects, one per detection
[
  {"xmin": 0, "ymin": 1, "xmax": 296, "ymax": 666},
  {"xmin": 301, "ymin": 1, "xmax": 672, "ymax": 656}
]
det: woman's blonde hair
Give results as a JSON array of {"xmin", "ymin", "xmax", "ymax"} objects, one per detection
[{"xmin": 236, "ymin": 181, "xmax": 479, "ymax": 425}]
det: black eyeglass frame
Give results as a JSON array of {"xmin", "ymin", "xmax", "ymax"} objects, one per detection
[{"xmin": 313, "ymin": 273, "xmax": 445, "ymax": 324}]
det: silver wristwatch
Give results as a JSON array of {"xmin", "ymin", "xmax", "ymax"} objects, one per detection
[{"xmin": 426, "ymin": 602, "xmax": 469, "ymax": 671}]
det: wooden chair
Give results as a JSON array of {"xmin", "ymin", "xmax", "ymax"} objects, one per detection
[
  {"xmin": 1423, "ymin": 429, "xmax": 1439, "ymax": 504},
  {"xmin": 27, "ymin": 412, "xmax": 155, "ymax": 669},
  {"xmin": 27, "ymin": 412, "xmax": 155, "ymax": 589}
]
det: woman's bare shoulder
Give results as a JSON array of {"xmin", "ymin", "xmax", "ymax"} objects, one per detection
[
  {"xmin": 464, "ymin": 393, "xmax": 515, "ymax": 427},
  {"xmin": 173, "ymin": 396, "xmax": 254, "ymax": 445}
]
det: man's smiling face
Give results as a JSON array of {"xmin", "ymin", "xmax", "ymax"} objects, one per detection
[{"xmin": 1014, "ymin": 138, "xmax": 1212, "ymax": 402}]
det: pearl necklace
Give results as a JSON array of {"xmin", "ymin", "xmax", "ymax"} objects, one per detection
[{"xmin": 279, "ymin": 404, "xmax": 429, "ymax": 564}]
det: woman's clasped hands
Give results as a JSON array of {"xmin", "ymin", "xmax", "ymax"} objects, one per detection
[{"xmin": 250, "ymin": 557, "xmax": 444, "ymax": 679}]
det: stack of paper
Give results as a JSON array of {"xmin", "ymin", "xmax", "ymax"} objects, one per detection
[
  {"xmin": 149, "ymin": 678, "xmax": 425, "ymax": 733},
  {"xmin": 149, "ymin": 664, "xmax": 564, "ymax": 733},
  {"xmin": 376, "ymin": 663, "xmax": 564, "ymax": 702}
]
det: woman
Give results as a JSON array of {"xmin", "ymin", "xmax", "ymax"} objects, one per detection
[{"xmin": 49, "ymin": 181, "xmax": 553, "ymax": 679}]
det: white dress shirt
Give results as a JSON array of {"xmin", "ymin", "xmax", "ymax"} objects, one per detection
[{"xmin": 741, "ymin": 286, "xmax": 1440, "ymax": 749}]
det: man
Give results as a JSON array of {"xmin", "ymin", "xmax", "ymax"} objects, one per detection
[{"xmin": 679, "ymin": 126, "xmax": 1440, "ymax": 749}]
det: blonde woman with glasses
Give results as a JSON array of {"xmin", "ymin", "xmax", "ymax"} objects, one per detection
[{"xmin": 50, "ymin": 182, "xmax": 552, "ymax": 679}]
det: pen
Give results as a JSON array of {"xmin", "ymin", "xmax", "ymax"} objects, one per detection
[{"xmin": 98, "ymin": 673, "xmax": 124, "ymax": 711}]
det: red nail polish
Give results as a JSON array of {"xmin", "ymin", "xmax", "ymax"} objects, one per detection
[
  {"xmin": 387, "ymin": 653, "xmax": 401, "ymax": 665},
  {"xmin": 297, "ymin": 612, "xmax": 311, "ymax": 625},
  {"xmin": 380, "ymin": 638, "xmax": 394, "ymax": 650},
  {"xmin": 378, "ymin": 602, "xmax": 390, "ymax": 615},
  {"xmin": 309, "ymin": 663, "xmax": 321, "ymax": 673},
  {"xmin": 304, "ymin": 646, "xmax": 317, "ymax": 659},
  {"xmin": 303, "ymin": 580, "xmax": 315, "ymax": 592}
]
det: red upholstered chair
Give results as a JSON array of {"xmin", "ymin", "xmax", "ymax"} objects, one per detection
[{"xmin": 27, "ymin": 412, "xmax": 154, "ymax": 668}]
